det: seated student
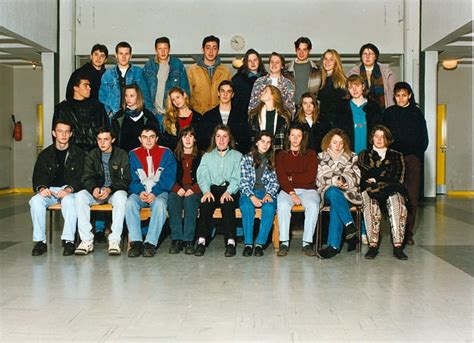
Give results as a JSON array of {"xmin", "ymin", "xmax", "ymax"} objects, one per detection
[
  {"xmin": 239, "ymin": 131, "xmax": 279, "ymax": 257},
  {"xmin": 30, "ymin": 120, "xmax": 86, "ymax": 256},
  {"xmin": 168, "ymin": 127, "xmax": 202, "ymax": 255},
  {"xmin": 358, "ymin": 125, "xmax": 408, "ymax": 260},
  {"xmin": 74, "ymin": 127, "xmax": 131, "ymax": 256},
  {"xmin": 249, "ymin": 85, "xmax": 290, "ymax": 152},
  {"xmin": 126, "ymin": 125, "xmax": 177, "ymax": 258},
  {"xmin": 293, "ymin": 92, "xmax": 330, "ymax": 153},
  {"xmin": 202, "ymin": 80, "xmax": 251, "ymax": 154},
  {"xmin": 316, "ymin": 129, "xmax": 362, "ymax": 259},
  {"xmin": 112, "ymin": 84, "xmax": 159, "ymax": 153},
  {"xmin": 276, "ymin": 123, "xmax": 319, "ymax": 257},
  {"xmin": 160, "ymin": 87, "xmax": 203, "ymax": 151},
  {"xmin": 195, "ymin": 124, "xmax": 242, "ymax": 257}
]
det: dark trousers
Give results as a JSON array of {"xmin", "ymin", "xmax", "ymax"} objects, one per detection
[
  {"xmin": 196, "ymin": 185, "xmax": 239, "ymax": 243},
  {"xmin": 403, "ymin": 155, "xmax": 421, "ymax": 239}
]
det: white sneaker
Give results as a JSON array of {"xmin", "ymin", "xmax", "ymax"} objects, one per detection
[
  {"xmin": 75, "ymin": 240, "xmax": 94, "ymax": 255},
  {"xmin": 108, "ymin": 241, "xmax": 121, "ymax": 256},
  {"xmin": 362, "ymin": 234, "xmax": 368, "ymax": 245}
]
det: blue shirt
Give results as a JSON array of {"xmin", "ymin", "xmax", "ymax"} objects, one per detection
[{"xmin": 350, "ymin": 100, "xmax": 367, "ymax": 154}]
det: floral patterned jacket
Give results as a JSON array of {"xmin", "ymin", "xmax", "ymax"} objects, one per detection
[
  {"xmin": 316, "ymin": 151, "xmax": 362, "ymax": 206},
  {"xmin": 248, "ymin": 74, "xmax": 295, "ymax": 115}
]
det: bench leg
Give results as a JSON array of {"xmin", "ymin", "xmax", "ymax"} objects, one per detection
[
  {"xmin": 316, "ymin": 210, "xmax": 322, "ymax": 251},
  {"xmin": 272, "ymin": 217, "xmax": 279, "ymax": 252},
  {"xmin": 356, "ymin": 209, "xmax": 361, "ymax": 253},
  {"xmin": 49, "ymin": 210, "xmax": 53, "ymax": 244}
]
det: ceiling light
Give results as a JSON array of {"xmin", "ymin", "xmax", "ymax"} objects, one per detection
[{"xmin": 441, "ymin": 60, "xmax": 458, "ymax": 70}]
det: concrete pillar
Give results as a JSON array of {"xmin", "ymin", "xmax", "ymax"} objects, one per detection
[
  {"xmin": 423, "ymin": 51, "xmax": 438, "ymax": 198},
  {"xmin": 58, "ymin": 0, "xmax": 75, "ymax": 101},
  {"xmin": 42, "ymin": 52, "xmax": 55, "ymax": 147},
  {"xmin": 403, "ymin": 0, "xmax": 420, "ymax": 101}
]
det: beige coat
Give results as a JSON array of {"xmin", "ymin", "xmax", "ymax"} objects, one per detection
[{"xmin": 187, "ymin": 64, "xmax": 232, "ymax": 114}]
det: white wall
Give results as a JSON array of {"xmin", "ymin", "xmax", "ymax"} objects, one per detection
[
  {"xmin": 13, "ymin": 68, "xmax": 42, "ymax": 189},
  {"xmin": 421, "ymin": 0, "xmax": 473, "ymax": 49},
  {"xmin": 438, "ymin": 65, "xmax": 474, "ymax": 191},
  {"xmin": 0, "ymin": 0, "xmax": 57, "ymax": 51},
  {"xmin": 0, "ymin": 65, "xmax": 13, "ymax": 189},
  {"xmin": 75, "ymin": 0, "xmax": 405, "ymax": 55}
]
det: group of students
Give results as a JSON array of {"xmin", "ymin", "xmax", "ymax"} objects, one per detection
[{"xmin": 29, "ymin": 34, "xmax": 428, "ymax": 261}]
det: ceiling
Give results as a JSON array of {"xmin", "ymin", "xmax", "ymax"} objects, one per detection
[
  {"xmin": 0, "ymin": 27, "xmax": 46, "ymax": 67},
  {"xmin": 428, "ymin": 21, "xmax": 473, "ymax": 65}
]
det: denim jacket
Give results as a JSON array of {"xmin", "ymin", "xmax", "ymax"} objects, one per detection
[
  {"xmin": 99, "ymin": 64, "xmax": 153, "ymax": 116},
  {"xmin": 239, "ymin": 154, "xmax": 279, "ymax": 198},
  {"xmin": 143, "ymin": 56, "xmax": 190, "ymax": 115}
]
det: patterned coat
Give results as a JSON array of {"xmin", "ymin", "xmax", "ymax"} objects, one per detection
[
  {"xmin": 316, "ymin": 151, "xmax": 362, "ymax": 206},
  {"xmin": 239, "ymin": 154, "xmax": 279, "ymax": 198},
  {"xmin": 248, "ymin": 74, "xmax": 295, "ymax": 115}
]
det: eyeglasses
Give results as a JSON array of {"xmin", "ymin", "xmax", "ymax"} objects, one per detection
[{"xmin": 362, "ymin": 52, "xmax": 376, "ymax": 57}]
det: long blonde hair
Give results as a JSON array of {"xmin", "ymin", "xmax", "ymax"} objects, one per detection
[
  {"xmin": 249, "ymin": 85, "xmax": 290, "ymax": 125},
  {"xmin": 295, "ymin": 92, "xmax": 319, "ymax": 124},
  {"xmin": 163, "ymin": 87, "xmax": 191, "ymax": 135},
  {"xmin": 320, "ymin": 49, "xmax": 347, "ymax": 90}
]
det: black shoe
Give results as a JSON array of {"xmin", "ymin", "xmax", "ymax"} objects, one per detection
[
  {"xmin": 63, "ymin": 242, "xmax": 75, "ymax": 256},
  {"xmin": 143, "ymin": 243, "xmax": 156, "ymax": 257},
  {"xmin": 184, "ymin": 242, "xmax": 195, "ymax": 255},
  {"xmin": 317, "ymin": 246, "xmax": 338, "ymax": 259},
  {"xmin": 393, "ymin": 247, "xmax": 408, "ymax": 260},
  {"xmin": 94, "ymin": 231, "xmax": 107, "ymax": 244},
  {"xmin": 32, "ymin": 242, "xmax": 47, "ymax": 256},
  {"xmin": 277, "ymin": 244, "xmax": 289, "ymax": 257},
  {"xmin": 225, "ymin": 244, "xmax": 236, "ymax": 257},
  {"xmin": 302, "ymin": 244, "xmax": 316, "ymax": 256},
  {"xmin": 344, "ymin": 223, "xmax": 357, "ymax": 240},
  {"xmin": 406, "ymin": 238, "xmax": 415, "ymax": 245},
  {"xmin": 128, "ymin": 241, "xmax": 144, "ymax": 258},
  {"xmin": 242, "ymin": 245, "xmax": 253, "ymax": 257},
  {"xmin": 194, "ymin": 243, "xmax": 206, "ymax": 256},
  {"xmin": 365, "ymin": 246, "xmax": 379, "ymax": 259},
  {"xmin": 254, "ymin": 245, "xmax": 264, "ymax": 257},
  {"xmin": 169, "ymin": 240, "xmax": 183, "ymax": 254},
  {"xmin": 347, "ymin": 235, "xmax": 360, "ymax": 252}
]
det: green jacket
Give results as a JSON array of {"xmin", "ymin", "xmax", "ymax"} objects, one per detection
[
  {"xmin": 197, "ymin": 148, "xmax": 242, "ymax": 194},
  {"xmin": 81, "ymin": 146, "xmax": 131, "ymax": 194}
]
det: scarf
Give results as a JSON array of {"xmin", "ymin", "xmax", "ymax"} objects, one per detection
[
  {"xmin": 124, "ymin": 107, "xmax": 144, "ymax": 121},
  {"xmin": 360, "ymin": 63, "xmax": 385, "ymax": 109}
]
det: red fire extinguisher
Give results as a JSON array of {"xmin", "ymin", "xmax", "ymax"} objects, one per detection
[{"xmin": 12, "ymin": 115, "xmax": 22, "ymax": 141}]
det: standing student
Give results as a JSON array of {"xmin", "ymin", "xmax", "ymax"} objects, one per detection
[
  {"xmin": 248, "ymin": 52, "xmax": 295, "ymax": 116},
  {"xmin": 160, "ymin": 87, "xmax": 203, "ymax": 151},
  {"xmin": 112, "ymin": 84, "xmax": 159, "ymax": 152},
  {"xmin": 99, "ymin": 41, "xmax": 152, "ymax": 117},
  {"xmin": 30, "ymin": 120, "xmax": 85, "ymax": 256},
  {"xmin": 126, "ymin": 125, "xmax": 177, "ymax": 258},
  {"xmin": 75, "ymin": 127, "xmax": 130, "ymax": 256},
  {"xmin": 202, "ymin": 80, "xmax": 251, "ymax": 153},
  {"xmin": 195, "ymin": 125, "xmax": 242, "ymax": 257},
  {"xmin": 336, "ymin": 75, "xmax": 382, "ymax": 154},
  {"xmin": 66, "ymin": 43, "xmax": 108, "ymax": 101},
  {"xmin": 383, "ymin": 82, "xmax": 428, "ymax": 245},
  {"xmin": 239, "ymin": 131, "xmax": 279, "ymax": 257},
  {"xmin": 143, "ymin": 37, "xmax": 190, "ymax": 125},
  {"xmin": 167, "ymin": 127, "xmax": 202, "ymax": 255},
  {"xmin": 293, "ymin": 92, "xmax": 330, "ymax": 153},
  {"xmin": 347, "ymin": 43, "xmax": 396, "ymax": 110},
  {"xmin": 316, "ymin": 129, "xmax": 362, "ymax": 259},
  {"xmin": 285, "ymin": 37, "xmax": 322, "ymax": 104},
  {"xmin": 276, "ymin": 124, "xmax": 320, "ymax": 257},
  {"xmin": 318, "ymin": 49, "xmax": 347, "ymax": 129},
  {"xmin": 187, "ymin": 35, "xmax": 232, "ymax": 114},
  {"xmin": 249, "ymin": 85, "xmax": 290, "ymax": 152}
]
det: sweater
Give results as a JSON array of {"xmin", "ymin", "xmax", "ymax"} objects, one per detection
[{"xmin": 275, "ymin": 150, "xmax": 318, "ymax": 193}]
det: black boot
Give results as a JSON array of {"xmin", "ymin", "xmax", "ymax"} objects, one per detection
[
  {"xmin": 364, "ymin": 246, "xmax": 379, "ymax": 259},
  {"xmin": 393, "ymin": 246, "xmax": 408, "ymax": 260}
]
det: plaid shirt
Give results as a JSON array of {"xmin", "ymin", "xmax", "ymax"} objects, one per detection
[
  {"xmin": 250, "ymin": 114, "xmax": 288, "ymax": 152},
  {"xmin": 239, "ymin": 154, "xmax": 279, "ymax": 198}
]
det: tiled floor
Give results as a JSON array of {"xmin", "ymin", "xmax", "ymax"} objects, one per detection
[{"xmin": 0, "ymin": 194, "xmax": 472, "ymax": 342}]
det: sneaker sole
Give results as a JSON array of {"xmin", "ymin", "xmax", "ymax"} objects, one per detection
[{"xmin": 108, "ymin": 250, "xmax": 121, "ymax": 256}]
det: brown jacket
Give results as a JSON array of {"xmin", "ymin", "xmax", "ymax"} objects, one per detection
[
  {"xmin": 285, "ymin": 60, "xmax": 322, "ymax": 98},
  {"xmin": 187, "ymin": 63, "xmax": 232, "ymax": 114}
]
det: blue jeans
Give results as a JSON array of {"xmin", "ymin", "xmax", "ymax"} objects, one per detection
[
  {"xmin": 324, "ymin": 186, "xmax": 354, "ymax": 250},
  {"xmin": 277, "ymin": 188, "xmax": 320, "ymax": 243},
  {"xmin": 239, "ymin": 189, "xmax": 277, "ymax": 246},
  {"xmin": 75, "ymin": 190, "xmax": 127, "ymax": 243},
  {"xmin": 167, "ymin": 191, "xmax": 200, "ymax": 242},
  {"xmin": 125, "ymin": 192, "xmax": 168, "ymax": 246},
  {"xmin": 29, "ymin": 186, "xmax": 77, "ymax": 242}
]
